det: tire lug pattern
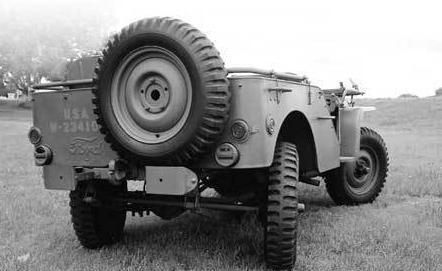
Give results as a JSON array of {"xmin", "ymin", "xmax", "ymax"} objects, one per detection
[
  {"xmin": 265, "ymin": 141, "xmax": 299, "ymax": 270},
  {"xmin": 69, "ymin": 182, "xmax": 126, "ymax": 249},
  {"xmin": 92, "ymin": 17, "xmax": 230, "ymax": 165},
  {"xmin": 324, "ymin": 126, "xmax": 389, "ymax": 205}
]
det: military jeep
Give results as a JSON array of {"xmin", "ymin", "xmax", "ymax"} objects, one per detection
[{"xmin": 30, "ymin": 17, "xmax": 389, "ymax": 270}]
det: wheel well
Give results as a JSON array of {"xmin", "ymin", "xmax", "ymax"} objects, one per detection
[{"xmin": 277, "ymin": 111, "xmax": 318, "ymax": 174}]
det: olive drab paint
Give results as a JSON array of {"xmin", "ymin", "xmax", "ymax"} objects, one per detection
[{"xmin": 31, "ymin": 72, "xmax": 349, "ymax": 190}]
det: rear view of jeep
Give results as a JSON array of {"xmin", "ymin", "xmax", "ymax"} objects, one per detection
[{"xmin": 30, "ymin": 17, "xmax": 388, "ymax": 270}]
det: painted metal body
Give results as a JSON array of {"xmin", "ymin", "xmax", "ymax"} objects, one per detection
[
  {"xmin": 31, "ymin": 59, "xmax": 365, "ymax": 191},
  {"xmin": 196, "ymin": 76, "xmax": 340, "ymax": 171},
  {"xmin": 32, "ymin": 88, "xmax": 116, "ymax": 189}
]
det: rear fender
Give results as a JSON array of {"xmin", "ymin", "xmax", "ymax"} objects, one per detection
[{"xmin": 196, "ymin": 76, "xmax": 340, "ymax": 172}]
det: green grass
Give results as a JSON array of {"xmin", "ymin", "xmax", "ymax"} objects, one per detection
[{"xmin": 1, "ymin": 97, "xmax": 441, "ymax": 270}]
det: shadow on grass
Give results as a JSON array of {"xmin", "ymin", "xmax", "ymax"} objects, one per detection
[
  {"xmin": 298, "ymin": 183, "xmax": 336, "ymax": 210},
  {"xmin": 114, "ymin": 189, "xmax": 338, "ymax": 269},
  {"xmin": 118, "ymin": 212, "xmax": 265, "ymax": 270}
]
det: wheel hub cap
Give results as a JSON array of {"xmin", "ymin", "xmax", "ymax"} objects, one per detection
[
  {"xmin": 346, "ymin": 147, "xmax": 379, "ymax": 194},
  {"xmin": 140, "ymin": 76, "xmax": 170, "ymax": 114},
  {"xmin": 111, "ymin": 46, "xmax": 192, "ymax": 144}
]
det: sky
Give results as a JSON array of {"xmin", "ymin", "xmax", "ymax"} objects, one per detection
[{"xmin": 2, "ymin": 0, "xmax": 442, "ymax": 97}]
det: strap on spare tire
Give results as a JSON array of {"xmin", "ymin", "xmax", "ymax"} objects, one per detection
[{"xmin": 93, "ymin": 17, "xmax": 231, "ymax": 165}]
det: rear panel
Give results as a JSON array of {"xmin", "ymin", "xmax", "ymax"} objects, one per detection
[{"xmin": 32, "ymin": 88, "xmax": 118, "ymax": 189}]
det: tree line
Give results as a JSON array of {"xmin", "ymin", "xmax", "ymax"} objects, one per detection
[{"xmin": 0, "ymin": 2, "xmax": 114, "ymax": 96}]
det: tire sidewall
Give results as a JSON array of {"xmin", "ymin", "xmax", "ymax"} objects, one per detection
[
  {"xmin": 70, "ymin": 181, "xmax": 127, "ymax": 248},
  {"xmin": 342, "ymin": 131, "xmax": 388, "ymax": 202},
  {"xmin": 265, "ymin": 142, "xmax": 299, "ymax": 269},
  {"xmin": 99, "ymin": 32, "xmax": 207, "ymax": 161}
]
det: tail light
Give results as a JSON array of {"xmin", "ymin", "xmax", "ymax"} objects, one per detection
[
  {"xmin": 28, "ymin": 126, "xmax": 42, "ymax": 145},
  {"xmin": 231, "ymin": 120, "xmax": 249, "ymax": 142}
]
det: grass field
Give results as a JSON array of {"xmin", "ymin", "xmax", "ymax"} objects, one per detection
[{"xmin": 1, "ymin": 97, "xmax": 441, "ymax": 271}]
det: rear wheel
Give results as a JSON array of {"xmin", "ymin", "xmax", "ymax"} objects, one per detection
[
  {"xmin": 69, "ymin": 181, "xmax": 126, "ymax": 249},
  {"xmin": 265, "ymin": 142, "xmax": 299, "ymax": 270},
  {"xmin": 325, "ymin": 127, "xmax": 389, "ymax": 205}
]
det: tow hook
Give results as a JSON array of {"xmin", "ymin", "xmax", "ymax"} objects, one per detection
[{"xmin": 73, "ymin": 160, "xmax": 130, "ymax": 185}]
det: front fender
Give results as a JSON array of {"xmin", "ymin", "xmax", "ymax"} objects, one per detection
[{"xmin": 339, "ymin": 106, "xmax": 376, "ymax": 158}]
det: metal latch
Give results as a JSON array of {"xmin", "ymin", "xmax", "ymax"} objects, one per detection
[{"xmin": 268, "ymin": 87, "xmax": 292, "ymax": 104}]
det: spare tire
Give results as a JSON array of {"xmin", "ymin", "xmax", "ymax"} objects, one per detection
[{"xmin": 93, "ymin": 17, "xmax": 230, "ymax": 165}]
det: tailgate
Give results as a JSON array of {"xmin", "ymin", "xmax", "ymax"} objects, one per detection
[{"xmin": 32, "ymin": 88, "xmax": 118, "ymax": 190}]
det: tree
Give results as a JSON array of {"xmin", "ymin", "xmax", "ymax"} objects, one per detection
[
  {"xmin": 0, "ymin": 66, "xmax": 8, "ymax": 97},
  {"xmin": 435, "ymin": 88, "xmax": 442, "ymax": 96},
  {"xmin": 0, "ymin": 1, "xmax": 115, "ymax": 95}
]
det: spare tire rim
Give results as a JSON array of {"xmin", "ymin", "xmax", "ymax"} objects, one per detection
[
  {"xmin": 111, "ymin": 46, "xmax": 192, "ymax": 144},
  {"xmin": 345, "ymin": 146, "xmax": 379, "ymax": 195}
]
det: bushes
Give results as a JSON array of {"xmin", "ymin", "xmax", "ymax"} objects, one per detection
[
  {"xmin": 0, "ymin": 97, "xmax": 32, "ymax": 110},
  {"xmin": 398, "ymin": 93, "xmax": 418, "ymax": 99},
  {"xmin": 17, "ymin": 99, "xmax": 32, "ymax": 109}
]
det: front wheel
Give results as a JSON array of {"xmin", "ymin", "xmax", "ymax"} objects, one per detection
[{"xmin": 324, "ymin": 127, "xmax": 389, "ymax": 205}]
